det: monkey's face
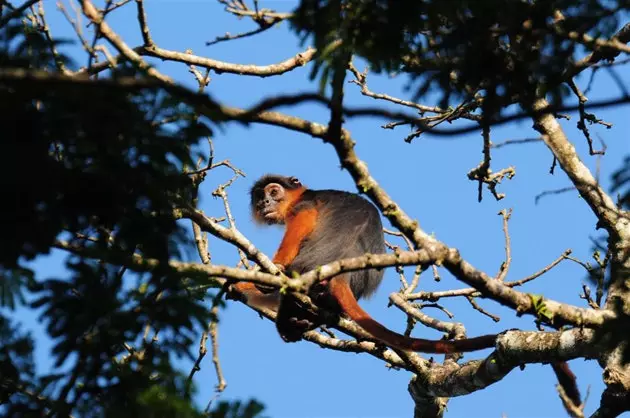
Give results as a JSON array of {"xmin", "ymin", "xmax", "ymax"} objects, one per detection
[
  {"xmin": 251, "ymin": 175, "xmax": 303, "ymax": 225},
  {"xmin": 255, "ymin": 183, "xmax": 287, "ymax": 225}
]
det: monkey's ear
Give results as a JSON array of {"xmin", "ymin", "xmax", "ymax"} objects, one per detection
[{"xmin": 289, "ymin": 176, "xmax": 301, "ymax": 186}]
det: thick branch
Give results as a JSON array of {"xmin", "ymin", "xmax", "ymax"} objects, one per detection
[
  {"xmin": 563, "ymin": 23, "xmax": 630, "ymax": 80},
  {"xmin": 53, "ymin": 240, "xmax": 292, "ymax": 290},
  {"xmin": 529, "ymin": 98, "xmax": 621, "ymax": 234},
  {"xmin": 414, "ymin": 328, "xmax": 599, "ymax": 399}
]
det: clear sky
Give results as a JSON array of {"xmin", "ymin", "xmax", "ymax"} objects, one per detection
[{"xmin": 14, "ymin": 1, "xmax": 630, "ymax": 417}]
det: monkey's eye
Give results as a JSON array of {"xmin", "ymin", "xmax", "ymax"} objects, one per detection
[{"xmin": 269, "ymin": 189, "xmax": 278, "ymax": 197}]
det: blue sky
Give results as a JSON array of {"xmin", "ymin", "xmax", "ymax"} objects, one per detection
[{"xmin": 13, "ymin": 1, "xmax": 630, "ymax": 417}]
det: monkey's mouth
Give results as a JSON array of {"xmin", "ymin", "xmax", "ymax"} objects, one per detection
[{"xmin": 261, "ymin": 209, "xmax": 278, "ymax": 220}]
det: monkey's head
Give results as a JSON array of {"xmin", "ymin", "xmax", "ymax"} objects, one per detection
[{"xmin": 250, "ymin": 174, "xmax": 305, "ymax": 225}]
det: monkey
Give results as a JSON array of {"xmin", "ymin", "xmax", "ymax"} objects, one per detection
[
  {"xmin": 231, "ymin": 174, "xmax": 497, "ymax": 353},
  {"xmin": 229, "ymin": 174, "xmax": 581, "ymax": 405}
]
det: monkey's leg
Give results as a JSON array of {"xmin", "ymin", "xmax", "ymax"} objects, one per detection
[{"xmin": 275, "ymin": 293, "xmax": 323, "ymax": 342}]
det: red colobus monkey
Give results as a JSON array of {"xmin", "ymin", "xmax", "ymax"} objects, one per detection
[{"xmin": 230, "ymin": 174, "xmax": 580, "ymax": 406}]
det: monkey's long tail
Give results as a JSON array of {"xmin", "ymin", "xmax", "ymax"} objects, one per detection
[
  {"xmin": 552, "ymin": 361, "xmax": 582, "ymax": 406},
  {"xmin": 329, "ymin": 278, "xmax": 497, "ymax": 353},
  {"xmin": 329, "ymin": 278, "xmax": 581, "ymax": 404}
]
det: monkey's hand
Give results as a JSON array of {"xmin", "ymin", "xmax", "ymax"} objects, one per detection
[
  {"xmin": 249, "ymin": 263, "xmax": 286, "ymax": 294},
  {"xmin": 225, "ymin": 282, "xmax": 249, "ymax": 302},
  {"xmin": 274, "ymin": 263, "xmax": 286, "ymax": 274},
  {"xmin": 255, "ymin": 283, "xmax": 276, "ymax": 294}
]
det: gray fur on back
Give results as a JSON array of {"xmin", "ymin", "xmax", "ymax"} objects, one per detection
[{"xmin": 287, "ymin": 190, "xmax": 386, "ymax": 300}]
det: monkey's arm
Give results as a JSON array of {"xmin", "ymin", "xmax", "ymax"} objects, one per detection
[
  {"xmin": 272, "ymin": 208, "xmax": 318, "ymax": 267},
  {"xmin": 229, "ymin": 208, "xmax": 316, "ymax": 309},
  {"xmin": 229, "ymin": 282, "xmax": 280, "ymax": 310}
]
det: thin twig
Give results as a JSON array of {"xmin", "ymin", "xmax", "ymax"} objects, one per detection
[
  {"xmin": 0, "ymin": 0, "xmax": 38, "ymax": 27},
  {"xmin": 466, "ymin": 296, "xmax": 501, "ymax": 322},
  {"xmin": 134, "ymin": 0, "xmax": 153, "ymax": 47},
  {"xmin": 496, "ymin": 209, "xmax": 513, "ymax": 282},
  {"xmin": 580, "ymin": 284, "xmax": 600, "ymax": 309},
  {"xmin": 383, "ymin": 227, "xmax": 415, "ymax": 250},
  {"xmin": 212, "ymin": 174, "xmax": 249, "ymax": 268},
  {"xmin": 57, "ymin": 0, "xmax": 94, "ymax": 60},
  {"xmin": 407, "ymin": 250, "xmax": 572, "ymax": 301},
  {"xmin": 348, "ymin": 62, "xmax": 481, "ymax": 123},
  {"xmin": 34, "ymin": 1, "xmax": 68, "ymax": 73},
  {"xmin": 491, "ymin": 137, "xmax": 542, "ymax": 149},
  {"xmin": 535, "ymin": 186, "xmax": 575, "ymax": 205},
  {"xmin": 567, "ymin": 79, "xmax": 608, "ymax": 156}
]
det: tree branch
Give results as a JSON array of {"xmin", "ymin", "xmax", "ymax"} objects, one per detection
[
  {"xmin": 79, "ymin": 45, "xmax": 316, "ymax": 77},
  {"xmin": 529, "ymin": 98, "xmax": 621, "ymax": 235}
]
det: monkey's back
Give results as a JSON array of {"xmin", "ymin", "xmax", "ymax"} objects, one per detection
[{"xmin": 288, "ymin": 189, "xmax": 386, "ymax": 300}]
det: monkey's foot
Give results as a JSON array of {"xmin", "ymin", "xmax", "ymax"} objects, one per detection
[{"xmin": 278, "ymin": 317, "xmax": 316, "ymax": 342}]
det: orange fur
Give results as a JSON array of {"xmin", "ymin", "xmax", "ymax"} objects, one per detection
[
  {"xmin": 277, "ymin": 188, "xmax": 305, "ymax": 218},
  {"xmin": 232, "ymin": 185, "xmax": 312, "ymax": 309},
  {"xmin": 273, "ymin": 207, "xmax": 318, "ymax": 267},
  {"xmin": 329, "ymin": 277, "xmax": 497, "ymax": 353},
  {"xmin": 232, "ymin": 282, "xmax": 259, "ymax": 293}
]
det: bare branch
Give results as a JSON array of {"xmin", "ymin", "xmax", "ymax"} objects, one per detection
[
  {"xmin": 212, "ymin": 175, "xmax": 250, "ymax": 269},
  {"xmin": 79, "ymin": 45, "xmax": 316, "ymax": 77},
  {"xmin": 567, "ymin": 79, "xmax": 609, "ymax": 156},
  {"xmin": 407, "ymin": 249, "xmax": 570, "ymax": 301},
  {"xmin": 222, "ymin": 5, "xmax": 291, "ymax": 20},
  {"xmin": 178, "ymin": 207, "xmax": 278, "ymax": 273},
  {"xmin": 535, "ymin": 186, "xmax": 576, "ymax": 205},
  {"xmin": 530, "ymin": 98, "xmax": 621, "ymax": 234},
  {"xmin": 0, "ymin": 0, "xmax": 38, "ymax": 27},
  {"xmin": 79, "ymin": 0, "xmax": 172, "ymax": 84},
  {"xmin": 491, "ymin": 137, "xmax": 543, "ymax": 149},
  {"xmin": 496, "ymin": 209, "xmax": 513, "ymax": 282},
  {"xmin": 408, "ymin": 328, "xmax": 599, "ymax": 399},
  {"xmin": 563, "ymin": 22, "xmax": 630, "ymax": 79},
  {"xmin": 134, "ymin": 0, "xmax": 153, "ymax": 47},
  {"xmin": 348, "ymin": 62, "xmax": 482, "ymax": 123},
  {"xmin": 390, "ymin": 293, "xmax": 465, "ymax": 336},
  {"xmin": 466, "ymin": 296, "xmax": 501, "ymax": 322}
]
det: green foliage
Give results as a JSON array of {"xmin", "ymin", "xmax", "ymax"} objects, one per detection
[
  {"xmin": 0, "ymin": 20, "xmax": 262, "ymax": 417},
  {"xmin": 527, "ymin": 293, "xmax": 554, "ymax": 324},
  {"xmin": 0, "ymin": 22, "xmax": 213, "ymax": 272},
  {"xmin": 0, "ymin": 267, "xmax": 35, "ymax": 309},
  {"xmin": 292, "ymin": 0, "xmax": 628, "ymax": 110},
  {"xmin": 0, "ymin": 315, "xmax": 36, "ymax": 406}
]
